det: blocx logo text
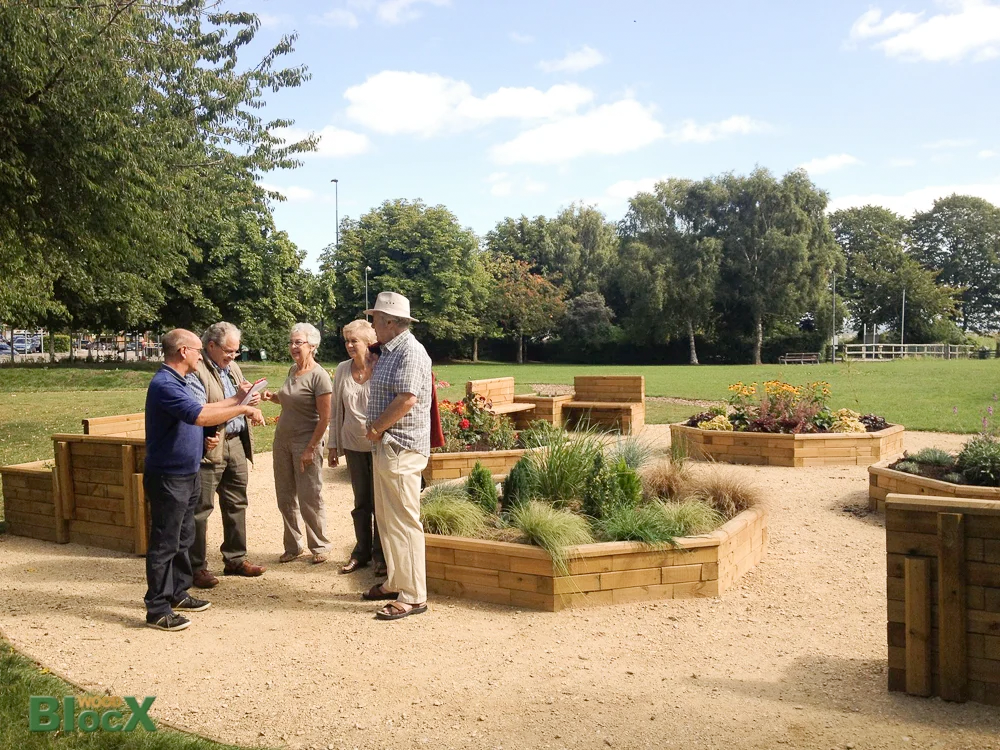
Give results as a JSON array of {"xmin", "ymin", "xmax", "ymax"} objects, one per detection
[{"xmin": 29, "ymin": 695, "xmax": 157, "ymax": 732}]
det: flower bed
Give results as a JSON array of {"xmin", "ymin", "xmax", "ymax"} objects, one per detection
[
  {"xmin": 671, "ymin": 422, "xmax": 904, "ymax": 467},
  {"xmin": 426, "ymin": 506, "xmax": 767, "ymax": 610},
  {"xmin": 869, "ymin": 436, "xmax": 1000, "ymax": 511},
  {"xmin": 425, "ymin": 448, "xmax": 532, "ymax": 482}
]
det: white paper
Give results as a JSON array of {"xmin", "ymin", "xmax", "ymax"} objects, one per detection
[{"xmin": 240, "ymin": 378, "xmax": 267, "ymax": 406}]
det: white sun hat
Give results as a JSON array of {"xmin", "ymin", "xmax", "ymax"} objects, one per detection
[{"xmin": 364, "ymin": 291, "xmax": 419, "ymax": 322}]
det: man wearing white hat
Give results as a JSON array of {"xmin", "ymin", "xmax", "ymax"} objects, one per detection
[{"xmin": 361, "ymin": 291, "xmax": 433, "ymax": 620}]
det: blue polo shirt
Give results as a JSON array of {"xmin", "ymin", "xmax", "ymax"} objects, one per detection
[{"xmin": 144, "ymin": 364, "xmax": 205, "ymax": 475}]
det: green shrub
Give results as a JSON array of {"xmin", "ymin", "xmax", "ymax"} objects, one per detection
[
  {"xmin": 595, "ymin": 499, "xmax": 722, "ymax": 543},
  {"xmin": 893, "ymin": 460, "xmax": 922, "ymax": 475},
  {"xmin": 501, "ymin": 457, "xmax": 536, "ymax": 512},
  {"xmin": 684, "ymin": 470, "xmax": 762, "ymax": 519},
  {"xmin": 521, "ymin": 419, "xmax": 560, "ymax": 448},
  {"xmin": 910, "ymin": 447, "xmax": 955, "ymax": 468},
  {"xmin": 488, "ymin": 416, "xmax": 517, "ymax": 450},
  {"xmin": 528, "ymin": 429, "xmax": 602, "ymax": 508},
  {"xmin": 606, "ymin": 434, "xmax": 655, "ymax": 470},
  {"xmin": 942, "ymin": 472, "xmax": 967, "ymax": 485},
  {"xmin": 582, "ymin": 455, "xmax": 643, "ymax": 519},
  {"xmin": 52, "ymin": 334, "xmax": 71, "ymax": 353},
  {"xmin": 956, "ymin": 433, "xmax": 1000, "ymax": 486},
  {"xmin": 466, "ymin": 461, "xmax": 500, "ymax": 515},
  {"xmin": 510, "ymin": 500, "xmax": 594, "ymax": 573},
  {"xmin": 420, "ymin": 492, "xmax": 488, "ymax": 537}
]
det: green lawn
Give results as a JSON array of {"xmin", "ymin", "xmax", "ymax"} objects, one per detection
[
  {"xmin": 0, "ymin": 637, "xmax": 260, "ymax": 750},
  {"xmin": 0, "ymin": 358, "xmax": 996, "ymax": 470}
]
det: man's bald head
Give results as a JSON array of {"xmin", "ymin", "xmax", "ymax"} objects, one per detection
[{"xmin": 162, "ymin": 329, "xmax": 200, "ymax": 360}]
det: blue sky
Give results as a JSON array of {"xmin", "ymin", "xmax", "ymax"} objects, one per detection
[{"xmin": 237, "ymin": 0, "xmax": 1000, "ymax": 269}]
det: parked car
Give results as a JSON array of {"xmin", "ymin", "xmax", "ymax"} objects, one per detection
[{"xmin": 0, "ymin": 341, "xmax": 10, "ymax": 355}]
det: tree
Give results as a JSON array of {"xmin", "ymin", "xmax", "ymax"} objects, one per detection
[
  {"xmin": 561, "ymin": 292, "xmax": 619, "ymax": 356},
  {"xmin": 547, "ymin": 204, "xmax": 618, "ymax": 297},
  {"xmin": 908, "ymin": 195, "xmax": 1000, "ymax": 331},
  {"xmin": 321, "ymin": 199, "xmax": 487, "ymax": 345},
  {"xmin": 484, "ymin": 215, "xmax": 553, "ymax": 277},
  {"xmin": 488, "ymin": 255, "xmax": 566, "ymax": 364},
  {"xmin": 618, "ymin": 178, "xmax": 722, "ymax": 364},
  {"xmin": 714, "ymin": 168, "xmax": 841, "ymax": 364},
  {"xmin": 0, "ymin": 1, "xmax": 313, "ymax": 331}
]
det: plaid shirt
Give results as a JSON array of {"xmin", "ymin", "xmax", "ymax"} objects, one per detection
[{"xmin": 367, "ymin": 329, "xmax": 432, "ymax": 456}]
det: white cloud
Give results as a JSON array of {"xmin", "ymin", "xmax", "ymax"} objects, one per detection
[
  {"xmin": 486, "ymin": 172, "xmax": 547, "ymax": 197},
  {"xmin": 256, "ymin": 12, "xmax": 291, "ymax": 28},
  {"xmin": 848, "ymin": 2, "xmax": 1000, "ymax": 62},
  {"xmin": 979, "ymin": 149, "xmax": 998, "ymax": 158},
  {"xmin": 509, "ymin": 32, "xmax": 534, "ymax": 44},
  {"xmin": 798, "ymin": 153, "xmax": 862, "ymax": 175},
  {"xmin": 667, "ymin": 115, "xmax": 770, "ymax": 144},
  {"xmin": 259, "ymin": 183, "xmax": 317, "ymax": 202},
  {"xmin": 538, "ymin": 45, "xmax": 606, "ymax": 73},
  {"xmin": 376, "ymin": 0, "xmax": 448, "ymax": 24},
  {"xmin": 490, "ymin": 100, "xmax": 664, "ymax": 165},
  {"xmin": 923, "ymin": 137, "xmax": 975, "ymax": 149},
  {"xmin": 345, "ymin": 71, "xmax": 593, "ymax": 136},
  {"xmin": 272, "ymin": 126, "xmax": 371, "ymax": 158},
  {"xmin": 889, "ymin": 157, "xmax": 917, "ymax": 167},
  {"xmin": 318, "ymin": 9, "xmax": 359, "ymax": 28},
  {"xmin": 604, "ymin": 176, "xmax": 670, "ymax": 200},
  {"xmin": 827, "ymin": 181, "xmax": 1000, "ymax": 216}
]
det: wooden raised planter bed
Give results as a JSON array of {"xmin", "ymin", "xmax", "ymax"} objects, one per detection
[
  {"xmin": 424, "ymin": 448, "xmax": 534, "ymax": 482},
  {"xmin": 426, "ymin": 505, "xmax": 767, "ymax": 611},
  {"xmin": 669, "ymin": 423, "xmax": 904, "ymax": 468},
  {"xmin": 885, "ymin": 492, "xmax": 1000, "ymax": 707},
  {"xmin": 0, "ymin": 433, "xmax": 149, "ymax": 554},
  {"xmin": 869, "ymin": 459, "xmax": 1000, "ymax": 512}
]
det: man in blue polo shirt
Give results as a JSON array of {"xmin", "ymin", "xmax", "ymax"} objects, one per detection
[{"xmin": 144, "ymin": 329, "xmax": 265, "ymax": 632}]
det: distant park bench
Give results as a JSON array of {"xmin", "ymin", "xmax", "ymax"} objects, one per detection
[
  {"xmin": 778, "ymin": 352, "xmax": 820, "ymax": 365},
  {"xmin": 466, "ymin": 377, "xmax": 536, "ymax": 427}
]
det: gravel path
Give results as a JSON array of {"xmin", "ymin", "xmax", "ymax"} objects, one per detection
[{"xmin": 1, "ymin": 428, "xmax": 998, "ymax": 750}]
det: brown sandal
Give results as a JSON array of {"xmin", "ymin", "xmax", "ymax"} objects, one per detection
[
  {"xmin": 361, "ymin": 584, "xmax": 398, "ymax": 601},
  {"xmin": 376, "ymin": 601, "xmax": 427, "ymax": 620}
]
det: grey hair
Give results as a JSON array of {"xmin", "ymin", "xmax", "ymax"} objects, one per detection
[
  {"xmin": 291, "ymin": 322, "xmax": 321, "ymax": 347},
  {"xmin": 382, "ymin": 314, "xmax": 411, "ymax": 330},
  {"xmin": 202, "ymin": 321, "xmax": 241, "ymax": 348},
  {"xmin": 342, "ymin": 319, "xmax": 377, "ymax": 344},
  {"xmin": 161, "ymin": 329, "xmax": 198, "ymax": 358}
]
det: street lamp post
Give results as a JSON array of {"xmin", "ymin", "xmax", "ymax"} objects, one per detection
[
  {"xmin": 330, "ymin": 178, "xmax": 339, "ymax": 249},
  {"xmin": 831, "ymin": 271, "xmax": 837, "ymax": 363},
  {"xmin": 365, "ymin": 265, "xmax": 372, "ymax": 312}
]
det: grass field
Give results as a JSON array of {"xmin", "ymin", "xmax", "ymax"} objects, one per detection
[
  {"xmin": 0, "ymin": 357, "xmax": 997, "ymax": 469},
  {"xmin": 0, "ymin": 637, "xmax": 257, "ymax": 750}
]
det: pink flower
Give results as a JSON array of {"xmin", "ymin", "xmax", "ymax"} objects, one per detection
[{"xmin": 459, "ymin": 418, "xmax": 470, "ymax": 429}]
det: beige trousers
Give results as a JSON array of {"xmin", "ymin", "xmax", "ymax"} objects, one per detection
[
  {"xmin": 273, "ymin": 440, "xmax": 330, "ymax": 556},
  {"xmin": 373, "ymin": 441, "xmax": 428, "ymax": 605}
]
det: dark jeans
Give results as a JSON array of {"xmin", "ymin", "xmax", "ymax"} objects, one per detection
[
  {"xmin": 191, "ymin": 435, "xmax": 250, "ymax": 571},
  {"xmin": 345, "ymin": 449, "xmax": 383, "ymax": 565},
  {"xmin": 144, "ymin": 471, "xmax": 200, "ymax": 619}
]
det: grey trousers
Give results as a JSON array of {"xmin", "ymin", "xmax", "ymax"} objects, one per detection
[
  {"xmin": 191, "ymin": 435, "xmax": 249, "ymax": 571},
  {"xmin": 273, "ymin": 439, "xmax": 330, "ymax": 556},
  {"xmin": 344, "ymin": 449, "xmax": 383, "ymax": 565}
]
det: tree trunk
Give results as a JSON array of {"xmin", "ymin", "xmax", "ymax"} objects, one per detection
[
  {"xmin": 472, "ymin": 336, "xmax": 479, "ymax": 363},
  {"xmin": 686, "ymin": 319, "xmax": 699, "ymax": 365},
  {"xmin": 753, "ymin": 316, "xmax": 763, "ymax": 365},
  {"xmin": 516, "ymin": 333, "xmax": 524, "ymax": 364}
]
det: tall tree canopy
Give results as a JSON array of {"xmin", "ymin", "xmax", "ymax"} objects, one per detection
[
  {"xmin": 908, "ymin": 194, "xmax": 1000, "ymax": 332},
  {"xmin": 0, "ymin": 0, "xmax": 313, "ymax": 331},
  {"xmin": 321, "ymin": 199, "xmax": 487, "ymax": 345}
]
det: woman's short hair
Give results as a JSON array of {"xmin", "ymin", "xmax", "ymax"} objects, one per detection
[
  {"xmin": 342, "ymin": 319, "xmax": 377, "ymax": 344},
  {"xmin": 290, "ymin": 322, "xmax": 321, "ymax": 347}
]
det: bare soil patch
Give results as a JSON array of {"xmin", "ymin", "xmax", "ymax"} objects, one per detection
[{"xmin": 1, "ymin": 429, "xmax": 999, "ymax": 750}]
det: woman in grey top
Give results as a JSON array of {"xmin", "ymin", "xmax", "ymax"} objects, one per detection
[
  {"xmin": 328, "ymin": 319, "xmax": 384, "ymax": 575},
  {"xmin": 261, "ymin": 323, "xmax": 333, "ymax": 564}
]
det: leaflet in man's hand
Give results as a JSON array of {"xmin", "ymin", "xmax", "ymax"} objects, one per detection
[{"xmin": 240, "ymin": 378, "xmax": 268, "ymax": 406}]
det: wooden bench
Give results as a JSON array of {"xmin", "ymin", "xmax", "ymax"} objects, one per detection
[
  {"xmin": 82, "ymin": 412, "xmax": 146, "ymax": 438},
  {"xmin": 466, "ymin": 377, "xmax": 536, "ymax": 427},
  {"xmin": 778, "ymin": 352, "xmax": 820, "ymax": 365},
  {"xmin": 561, "ymin": 375, "xmax": 645, "ymax": 434}
]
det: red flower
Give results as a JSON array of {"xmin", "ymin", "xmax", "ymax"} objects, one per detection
[{"xmin": 459, "ymin": 418, "xmax": 470, "ymax": 429}]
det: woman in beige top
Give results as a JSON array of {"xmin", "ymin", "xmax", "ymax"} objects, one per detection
[
  {"xmin": 328, "ymin": 319, "xmax": 383, "ymax": 575},
  {"xmin": 262, "ymin": 323, "xmax": 333, "ymax": 564}
]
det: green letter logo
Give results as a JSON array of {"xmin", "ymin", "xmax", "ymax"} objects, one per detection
[{"xmin": 28, "ymin": 697, "xmax": 59, "ymax": 732}]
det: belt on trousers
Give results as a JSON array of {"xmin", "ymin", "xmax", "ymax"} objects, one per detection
[{"xmin": 226, "ymin": 431, "xmax": 244, "ymax": 441}]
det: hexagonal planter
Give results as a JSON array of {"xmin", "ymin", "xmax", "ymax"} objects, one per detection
[
  {"xmin": 669, "ymin": 423, "xmax": 904, "ymax": 468},
  {"xmin": 869, "ymin": 459, "xmax": 1000, "ymax": 512}
]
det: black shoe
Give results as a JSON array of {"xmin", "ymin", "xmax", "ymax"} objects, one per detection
[
  {"xmin": 146, "ymin": 613, "xmax": 191, "ymax": 631},
  {"xmin": 171, "ymin": 596, "xmax": 211, "ymax": 613}
]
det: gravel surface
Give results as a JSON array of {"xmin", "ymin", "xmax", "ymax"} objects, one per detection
[{"xmin": 2, "ymin": 428, "xmax": 999, "ymax": 750}]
